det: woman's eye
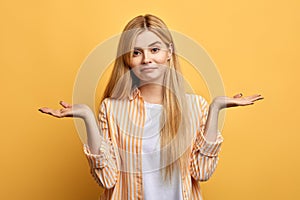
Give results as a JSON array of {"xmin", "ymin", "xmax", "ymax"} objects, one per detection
[
  {"xmin": 151, "ymin": 48, "xmax": 160, "ymax": 53},
  {"xmin": 133, "ymin": 50, "xmax": 140, "ymax": 57}
]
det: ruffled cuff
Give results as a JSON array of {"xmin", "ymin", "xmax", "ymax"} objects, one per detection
[{"xmin": 194, "ymin": 130, "xmax": 224, "ymax": 157}]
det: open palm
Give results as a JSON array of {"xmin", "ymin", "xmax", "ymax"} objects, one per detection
[
  {"xmin": 213, "ymin": 93, "xmax": 264, "ymax": 110},
  {"xmin": 38, "ymin": 101, "xmax": 90, "ymax": 119}
]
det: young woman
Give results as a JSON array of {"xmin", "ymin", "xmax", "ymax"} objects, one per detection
[{"xmin": 39, "ymin": 14, "xmax": 263, "ymax": 200}]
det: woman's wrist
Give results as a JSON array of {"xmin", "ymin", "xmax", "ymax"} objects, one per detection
[
  {"xmin": 210, "ymin": 99, "xmax": 223, "ymax": 111},
  {"xmin": 81, "ymin": 106, "xmax": 94, "ymax": 120}
]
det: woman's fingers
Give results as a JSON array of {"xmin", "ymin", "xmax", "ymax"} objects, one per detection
[
  {"xmin": 234, "ymin": 94, "xmax": 264, "ymax": 102},
  {"xmin": 38, "ymin": 100, "xmax": 74, "ymax": 118},
  {"xmin": 215, "ymin": 93, "xmax": 263, "ymax": 108},
  {"xmin": 38, "ymin": 107, "xmax": 51, "ymax": 114},
  {"xmin": 245, "ymin": 94, "xmax": 264, "ymax": 102},
  {"xmin": 235, "ymin": 94, "xmax": 264, "ymax": 105},
  {"xmin": 39, "ymin": 107, "xmax": 59, "ymax": 117},
  {"xmin": 38, "ymin": 107, "xmax": 68, "ymax": 118}
]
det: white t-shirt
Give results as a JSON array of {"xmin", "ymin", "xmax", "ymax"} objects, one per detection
[{"xmin": 142, "ymin": 101, "xmax": 183, "ymax": 200}]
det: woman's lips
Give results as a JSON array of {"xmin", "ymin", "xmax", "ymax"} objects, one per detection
[{"xmin": 140, "ymin": 66, "xmax": 158, "ymax": 72}]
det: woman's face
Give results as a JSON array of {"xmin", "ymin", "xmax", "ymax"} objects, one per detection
[{"xmin": 129, "ymin": 30, "xmax": 171, "ymax": 85}]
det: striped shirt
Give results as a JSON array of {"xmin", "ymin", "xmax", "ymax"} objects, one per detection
[{"xmin": 83, "ymin": 87, "xmax": 224, "ymax": 200}]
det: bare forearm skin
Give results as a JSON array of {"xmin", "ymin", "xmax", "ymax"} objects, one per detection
[
  {"xmin": 83, "ymin": 109, "xmax": 103, "ymax": 154},
  {"xmin": 203, "ymin": 102, "xmax": 221, "ymax": 143}
]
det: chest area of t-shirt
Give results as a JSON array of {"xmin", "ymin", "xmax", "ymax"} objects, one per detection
[
  {"xmin": 111, "ymin": 102, "xmax": 163, "ymax": 153},
  {"xmin": 109, "ymin": 101, "xmax": 200, "ymax": 153}
]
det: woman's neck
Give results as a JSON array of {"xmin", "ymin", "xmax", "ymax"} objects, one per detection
[{"xmin": 139, "ymin": 84, "xmax": 163, "ymax": 104}]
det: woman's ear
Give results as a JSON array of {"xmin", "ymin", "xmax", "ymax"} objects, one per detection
[{"xmin": 167, "ymin": 43, "xmax": 173, "ymax": 60}]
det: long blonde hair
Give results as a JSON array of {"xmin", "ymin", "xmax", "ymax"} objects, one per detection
[{"xmin": 101, "ymin": 14, "xmax": 192, "ymax": 183}]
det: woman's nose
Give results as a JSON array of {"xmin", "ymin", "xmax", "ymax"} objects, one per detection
[{"xmin": 142, "ymin": 50, "xmax": 152, "ymax": 64}]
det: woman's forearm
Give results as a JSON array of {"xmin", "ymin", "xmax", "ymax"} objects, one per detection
[
  {"xmin": 83, "ymin": 109, "xmax": 103, "ymax": 154},
  {"xmin": 203, "ymin": 102, "xmax": 221, "ymax": 143}
]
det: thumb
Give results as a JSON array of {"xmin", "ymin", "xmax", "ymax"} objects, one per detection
[
  {"xmin": 233, "ymin": 93, "xmax": 243, "ymax": 98},
  {"xmin": 60, "ymin": 101, "xmax": 72, "ymax": 108}
]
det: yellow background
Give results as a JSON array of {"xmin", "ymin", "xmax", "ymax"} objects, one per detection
[{"xmin": 1, "ymin": 0, "xmax": 299, "ymax": 199}]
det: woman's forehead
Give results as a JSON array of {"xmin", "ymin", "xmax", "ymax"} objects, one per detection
[{"xmin": 133, "ymin": 31, "xmax": 165, "ymax": 48}]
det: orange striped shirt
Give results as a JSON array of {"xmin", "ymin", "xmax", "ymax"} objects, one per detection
[{"xmin": 83, "ymin": 88, "xmax": 224, "ymax": 200}]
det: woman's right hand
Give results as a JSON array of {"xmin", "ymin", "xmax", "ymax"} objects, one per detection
[{"xmin": 38, "ymin": 101, "xmax": 91, "ymax": 119}]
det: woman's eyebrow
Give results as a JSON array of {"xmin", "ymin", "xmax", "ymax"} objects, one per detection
[
  {"xmin": 148, "ymin": 41, "xmax": 162, "ymax": 46},
  {"xmin": 134, "ymin": 41, "xmax": 162, "ymax": 49}
]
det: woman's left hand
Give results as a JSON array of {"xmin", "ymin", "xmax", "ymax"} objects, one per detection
[{"xmin": 212, "ymin": 93, "xmax": 264, "ymax": 110}]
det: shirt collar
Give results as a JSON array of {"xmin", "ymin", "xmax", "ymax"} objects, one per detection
[{"xmin": 129, "ymin": 86, "xmax": 142, "ymax": 101}]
